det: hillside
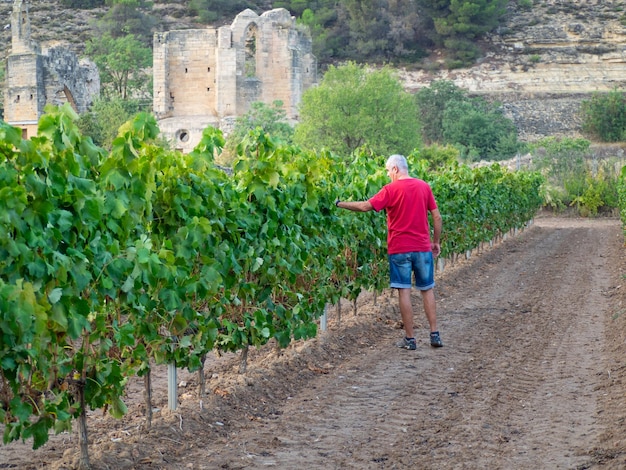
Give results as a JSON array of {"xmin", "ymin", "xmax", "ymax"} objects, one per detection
[
  {"xmin": 1, "ymin": 0, "xmax": 625, "ymax": 140},
  {"xmin": 0, "ymin": 0, "xmax": 201, "ymax": 59},
  {"xmin": 400, "ymin": 0, "xmax": 626, "ymax": 139}
]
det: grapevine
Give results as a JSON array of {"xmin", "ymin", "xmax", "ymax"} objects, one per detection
[{"xmin": 0, "ymin": 106, "xmax": 544, "ymax": 467}]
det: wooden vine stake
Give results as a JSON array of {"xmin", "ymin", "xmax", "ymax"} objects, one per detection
[
  {"xmin": 74, "ymin": 377, "xmax": 90, "ymax": 470},
  {"xmin": 76, "ymin": 332, "xmax": 91, "ymax": 469},
  {"xmin": 239, "ymin": 345, "xmax": 249, "ymax": 374},
  {"xmin": 320, "ymin": 304, "xmax": 328, "ymax": 332},
  {"xmin": 143, "ymin": 369, "xmax": 152, "ymax": 429},
  {"xmin": 167, "ymin": 363, "xmax": 177, "ymax": 410},
  {"xmin": 197, "ymin": 355, "xmax": 207, "ymax": 397}
]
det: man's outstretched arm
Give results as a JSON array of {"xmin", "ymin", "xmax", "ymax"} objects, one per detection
[{"xmin": 336, "ymin": 200, "xmax": 374, "ymax": 212}]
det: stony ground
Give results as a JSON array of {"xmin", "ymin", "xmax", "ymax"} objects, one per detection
[{"xmin": 3, "ymin": 215, "xmax": 626, "ymax": 469}]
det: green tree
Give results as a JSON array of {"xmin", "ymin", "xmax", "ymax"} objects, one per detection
[
  {"xmin": 188, "ymin": 0, "xmax": 254, "ymax": 24},
  {"xmin": 337, "ymin": 0, "xmax": 425, "ymax": 63},
  {"xmin": 411, "ymin": 143, "xmax": 460, "ymax": 171},
  {"xmin": 416, "ymin": 80, "xmax": 520, "ymax": 161},
  {"xmin": 416, "ymin": 80, "xmax": 468, "ymax": 144},
  {"xmin": 294, "ymin": 62, "xmax": 421, "ymax": 158},
  {"xmin": 77, "ymin": 97, "xmax": 144, "ymax": 149},
  {"xmin": 276, "ymin": 0, "xmax": 429, "ymax": 65},
  {"xmin": 443, "ymin": 99, "xmax": 519, "ymax": 161},
  {"xmin": 60, "ymin": 0, "xmax": 104, "ymax": 7},
  {"xmin": 221, "ymin": 101, "xmax": 294, "ymax": 165},
  {"xmin": 299, "ymin": 5, "xmax": 343, "ymax": 63},
  {"xmin": 416, "ymin": 0, "xmax": 507, "ymax": 66},
  {"xmin": 340, "ymin": 0, "xmax": 391, "ymax": 60},
  {"xmin": 580, "ymin": 89, "xmax": 626, "ymax": 142},
  {"xmin": 95, "ymin": 0, "xmax": 158, "ymax": 46},
  {"xmin": 85, "ymin": 33, "xmax": 152, "ymax": 100}
]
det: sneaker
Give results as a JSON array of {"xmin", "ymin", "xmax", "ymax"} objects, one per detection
[
  {"xmin": 398, "ymin": 337, "xmax": 417, "ymax": 350},
  {"xmin": 430, "ymin": 331, "xmax": 443, "ymax": 348}
]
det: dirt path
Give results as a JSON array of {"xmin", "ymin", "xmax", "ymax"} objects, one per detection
[{"xmin": 3, "ymin": 216, "xmax": 626, "ymax": 469}]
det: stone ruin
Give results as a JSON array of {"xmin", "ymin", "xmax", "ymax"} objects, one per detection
[
  {"xmin": 9, "ymin": 1, "xmax": 619, "ymax": 149},
  {"xmin": 4, "ymin": 3, "xmax": 315, "ymax": 150},
  {"xmin": 153, "ymin": 8, "xmax": 317, "ymax": 153},
  {"xmin": 4, "ymin": 0, "xmax": 99, "ymax": 139}
]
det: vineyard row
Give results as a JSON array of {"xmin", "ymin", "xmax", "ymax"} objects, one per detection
[{"xmin": 0, "ymin": 105, "xmax": 544, "ymax": 456}]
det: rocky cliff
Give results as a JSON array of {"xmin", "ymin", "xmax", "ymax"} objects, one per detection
[{"xmin": 400, "ymin": 0, "xmax": 626, "ymax": 141}]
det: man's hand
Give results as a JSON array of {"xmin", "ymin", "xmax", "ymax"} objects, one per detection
[{"xmin": 431, "ymin": 242, "xmax": 441, "ymax": 257}]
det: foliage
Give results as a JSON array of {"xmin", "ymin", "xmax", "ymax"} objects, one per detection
[
  {"xmin": 298, "ymin": 2, "xmax": 346, "ymax": 64},
  {"xmin": 443, "ymin": 99, "xmax": 519, "ymax": 161},
  {"xmin": 410, "ymin": 143, "xmax": 460, "ymax": 171},
  {"xmin": 618, "ymin": 165, "xmax": 626, "ymax": 229},
  {"xmin": 85, "ymin": 33, "xmax": 153, "ymax": 100},
  {"xmin": 416, "ymin": 80, "xmax": 521, "ymax": 161},
  {"xmin": 60, "ymin": 0, "xmax": 105, "ymax": 7},
  {"xmin": 294, "ymin": 62, "xmax": 421, "ymax": 159},
  {"xmin": 337, "ymin": 0, "xmax": 425, "ymax": 63},
  {"xmin": 95, "ymin": 0, "xmax": 158, "ymax": 46},
  {"xmin": 570, "ymin": 175, "xmax": 606, "ymax": 217},
  {"xmin": 415, "ymin": 80, "xmax": 467, "ymax": 144},
  {"xmin": 279, "ymin": 0, "xmax": 506, "ymax": 67},
  {"xmin": 188, "ymin": 0, "xmax": 255, "ymax": 24},
  {"xmin": 430, "ymin": 162, "xmax": 544, "ymax": 255},
  {"xmin": 528, "ymin": 137, "xmax": 622, "ymax": 216},
  {"xmin": 580, "ymin": 89, "xmax": 626, "ymax": 142},
  {"xmin": 284, "ymin": 0, "xmax": 429, "ymax": 65},
  {"xmin": 528, "ymin": 136, "xmax": 590, "ymax": 184},
  {"xmin": 77, "ymin": 97, "xmax": 147, "ymax": 149},
  {"xmin": 415, "ymin": 0, "xmax": 507, "ymax": 66},
  {"xmin": 0, "ymin": 105, "xmax": 543, "ymax": 461},
  {"xmin": 222, "ymin": 101, "xmax": 294, "ymax": 165}
]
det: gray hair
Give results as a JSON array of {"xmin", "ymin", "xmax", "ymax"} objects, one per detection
[{"xmin": 386, "ymin": 154, "xmax": 408, "ymax": 173}]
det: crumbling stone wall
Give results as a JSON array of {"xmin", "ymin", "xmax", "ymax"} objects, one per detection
[
  {"xmin": 153, "ymin": 8, "xmax": 317, "ymax": 153},
  {"xmin": 4, "ymin": 0, "xmax": 99, "ymax": 138},
  {"xmin": 42, "ymin": 47, "xmax": 99, "ymax": 114},
  {"xmin": 499, "ymin": 93, "xmax": 585, "ymax": 141}
]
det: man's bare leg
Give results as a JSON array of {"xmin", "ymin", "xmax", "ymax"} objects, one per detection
[
  {"xmin": 397, "ymin": 287, "xmax": 414, "ymax": 338},
  {"xmin": 420, "ymin": 288, "xmax": 438, "ymax": 332}
]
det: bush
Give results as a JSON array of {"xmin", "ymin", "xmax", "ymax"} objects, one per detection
[
  {"xmin": 581, "ymin": 89, "xmax": 626, "ymax": 142},
  {"xmin": 60, "ymin": 0, "xmax": 104, "ymax": 7},
  {"xmin": 529, "ymin": 137, "xmax": 622, "ymax": 215},
  {"xmin": 77, "ymin": 98, "xmax": 145, "ymax": 149},
  {"xmin": 411, "ymin": 144, "xmax": 460, "ymax": 171},
  {"xmin": 416, "ymin": 80, "xmax": 521, "ymax": 161}
]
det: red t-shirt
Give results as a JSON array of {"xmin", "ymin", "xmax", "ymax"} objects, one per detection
[{"xmin": 368, "ymin": 178, "xmax": 437, "ymax": 254}]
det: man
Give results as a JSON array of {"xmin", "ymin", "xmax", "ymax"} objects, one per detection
[{"xmin": 335, "ymin": 154, "xmax": 443, "ymax": 350}]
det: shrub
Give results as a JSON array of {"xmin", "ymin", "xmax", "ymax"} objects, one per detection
[{"xmin": 580, "ymin": 89, "xmax": 626, "ymax": 142}]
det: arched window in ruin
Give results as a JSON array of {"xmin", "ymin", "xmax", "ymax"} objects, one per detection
[
  {"xmin": 63, "ymin": 85, "xmax": 78, "ymax": 112},
  {"xmin": 244, "ymin": 23, "xmax": 258, "ymax": 78}
]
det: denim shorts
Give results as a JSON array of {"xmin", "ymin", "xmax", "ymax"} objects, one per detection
[{"xmin": 388, "ymin": 251, "xmax": 435, "ymax": 290}]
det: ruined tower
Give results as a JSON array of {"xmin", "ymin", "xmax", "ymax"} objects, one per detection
[
  {"xmin": 153, "ymin": 8, "xmax": 317, "ymax": 153},
  {"xmin": 4, "ymin": 0, "xmax": 100, "ymax": 139},
  {"xmin": 5, "ymin": 0, "xmax": 42, "ymax": 138}
]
